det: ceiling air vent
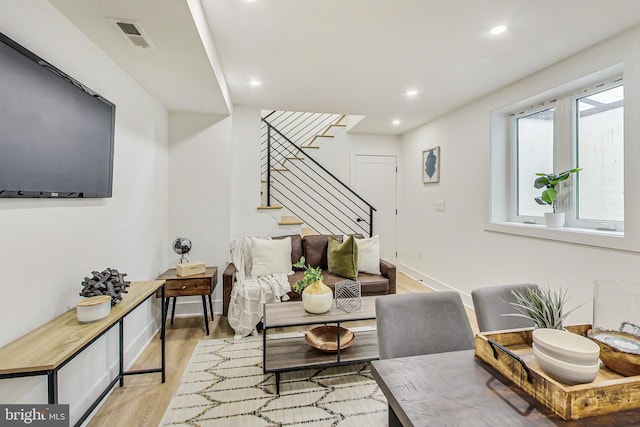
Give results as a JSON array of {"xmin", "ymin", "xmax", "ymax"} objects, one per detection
[{"xmin": 110, "ymin": 19, "xmax": 153, "ymax": 49}]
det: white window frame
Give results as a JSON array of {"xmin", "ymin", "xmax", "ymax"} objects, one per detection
[
  {"xmin": 487, "ymin": 61, "xmax": 640, "ymax": 252},
  {"xmin": 568, "ymin": 78, "xmax": 624, "ymax": 232},
  {"xmin": 509, "ymin": 77, "xmax": 624, "ymax": 231},
  {"xmin": 510, "ymin": 102, "xmax": 557, "ymax": 224}
]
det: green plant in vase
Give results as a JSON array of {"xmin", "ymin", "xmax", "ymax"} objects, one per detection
[
  {"xmin": 292, "ymin": 256, "xmax": 323, "ymax": 294},
  {"xmin": 534, "ymin": 168, "xmax": 582, "ymax": 213},
  {"xmin": 293, "ymin": 256, "xmax": 333, "ymax": 314},
  {"xmin": 508, "ymin": 285, "xmax": 581, "ymax": 330}
]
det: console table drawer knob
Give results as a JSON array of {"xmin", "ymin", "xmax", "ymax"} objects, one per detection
[{"xmin": 181, "ymin": 285, "xmax": 187, "ymax": 290}]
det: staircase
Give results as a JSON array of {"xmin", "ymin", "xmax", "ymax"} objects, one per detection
[{"xmin": 259, "ymin": 110, "xmax": 376, "ymax": 237}]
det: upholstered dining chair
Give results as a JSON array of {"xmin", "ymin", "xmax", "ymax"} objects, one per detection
[
  {"xmin": 471, "ymin": 283, "xmax": 539, "ymax": 332},
  {"xmin": 375, "ymin": 291, "xmax": 475, "ymax": 360}
]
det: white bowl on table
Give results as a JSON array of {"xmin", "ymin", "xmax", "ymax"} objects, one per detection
[
  {"xmin": 533, "ymin": 343, "xmax": 600, "ymax": 385},
  {"xmin": 532, "ymin": 328, "xmax": 600, "ymax": 365}
]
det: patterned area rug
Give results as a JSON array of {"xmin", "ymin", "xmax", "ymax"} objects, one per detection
[{"xmin": 160, "ymin": 336, "xmax": 387, "ymax": 426}]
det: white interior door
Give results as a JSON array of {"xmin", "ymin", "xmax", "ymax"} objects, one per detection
[{"xmin": 354, "ymin": 155, "xmax": 397, "ymax": 262}]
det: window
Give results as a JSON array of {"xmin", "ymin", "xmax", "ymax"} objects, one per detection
[
  {"xmin": 516, "ymin": 107, "xmax": 554, "ymax": 217},
  {"xmin": 511, "ymin": 77, "xmax": 624, "ymax": 231},
  {"xmin": 576, "ymin": 85, "xmax": 624, "ymax": 224}
]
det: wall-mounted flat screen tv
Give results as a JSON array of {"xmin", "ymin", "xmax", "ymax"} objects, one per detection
[{"xmin": 0, "ymin": 32, "xmax": 115, "ymax": 198}]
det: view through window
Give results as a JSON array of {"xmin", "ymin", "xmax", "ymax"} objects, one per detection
[{"xmin": 576, "ymin": 85, "xmax": 624, "ymax": 223}]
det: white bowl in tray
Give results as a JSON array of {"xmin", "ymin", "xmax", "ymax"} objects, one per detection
[
  {"xmin": 532, "ymin": 328, "xmax": 600, "ymax": 365},
  {"xmin": 533, "ymin": 343, "xmax": 600, "ymax": 385}
]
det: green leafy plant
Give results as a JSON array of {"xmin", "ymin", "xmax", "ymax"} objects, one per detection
[
  {"xmin": 534, "ymin": 168, "xmax": 582, "ymax": 213},
  {"xmin": 507, "ymin": 286, "xmax": 581, "ymax": 330},
  {"xmin": 292, "ymin": 256, "xmax": 323, "ymax": 294}
]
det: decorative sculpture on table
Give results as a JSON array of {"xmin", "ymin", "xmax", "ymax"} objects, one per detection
[
  {"xmin": 335, "ymin": 280, "xmax": 361, "ymax": 313},
  {"xmin": 172, "ymin": 237, "xmax": 205, "ymax": 276},
  {"xmin": 172, "ymin": 237, "xmax": 192, "ymax": 264},
  {"xmin": 79, "ymin": 268, "xmax": 130, "ymax": 305}
]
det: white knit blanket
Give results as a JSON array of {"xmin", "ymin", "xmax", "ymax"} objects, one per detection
[{"xmin": 227, "ymin": 237, "xmax": 291, "ymax": 340}]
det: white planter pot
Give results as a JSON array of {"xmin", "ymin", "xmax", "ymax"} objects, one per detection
[
  {"xmin": 544, "ymin": 212, "xmax": 565, "ymax": 228},
  {"xmin": 76, "ymin": 295, "xmax": 112, "ymax": 323},
  {"xmin": 302, "ymin": 280, "xmax": 333, "ymax": 314}
]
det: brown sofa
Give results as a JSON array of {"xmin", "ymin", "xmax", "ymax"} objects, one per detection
[{"xmin": 222, "ymin": 234, "xmax": 396, "ymax": 316}]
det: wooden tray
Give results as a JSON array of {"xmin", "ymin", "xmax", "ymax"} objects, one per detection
[{"xmin": 475, "ymin": 324, "xmax": 640, "ymax": 420}]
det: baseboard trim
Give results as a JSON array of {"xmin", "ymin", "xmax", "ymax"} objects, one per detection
[
  {"xmin": 166, "ymin": 297, "xmax": 224, "ymax": 317},
  {"xmin": 398, "ymin": 264, "xmax": 473, "ymax": 309}
]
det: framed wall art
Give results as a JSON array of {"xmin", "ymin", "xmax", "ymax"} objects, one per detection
[{"xmin": 422, "ymin": 146, "xmax": 440, "ymax": 183}]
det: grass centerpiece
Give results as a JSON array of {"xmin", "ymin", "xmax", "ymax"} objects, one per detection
[{"xmin": 508, "ymin": 285, "xmax": 580, "ymax": 330}]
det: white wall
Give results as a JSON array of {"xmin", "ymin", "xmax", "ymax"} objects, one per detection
[
  {"xmin": 229, "ymin": 106, "xmax": 286, "ymax": 238},
  {"xmin": 0, "ymin": 1, "xmax": 168, "ymax": 424},
  {"xmin": 168, "ymin": 112, "xmax": 233, "ymax": 315},
  {"xmin": 398, "ymin": 27, "xmax": 640, "ymax": 323}
]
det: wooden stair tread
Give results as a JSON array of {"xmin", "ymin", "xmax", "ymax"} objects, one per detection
[
  {"xmin": 301, "ymin": 226, "xmax": 319, "ymax": 236},
  {"xmin": 306, "ymin": 134, "xmax": 333, "ymax": 146},
  {"xmin": 300, "ymin": 145, "xmax": 320, "ymax": 149},
  {"xmin": 257, "ymin": 205, "xmax": 283, "ymax": 210},
  {"xmin": 270, "ymin": 168, "xmax": 289, "ymax": 172},
  {"xmin": 279, "ymin": 216, "xmax": 304, "ymax": 225},
  {"xmin": 285, "ymin": 157, "xmax": 305, "ymax": 161},
  {"xmin": 321, "ymin": 124, "xmax": 346, "ymax": 135}
]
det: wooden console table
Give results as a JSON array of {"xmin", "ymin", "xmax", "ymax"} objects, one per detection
[
  {"xmin": 156, "ymin": 267, "xmax": 217, "ymax": 335},
  {"xmin": 0, "ymin": 280, "xmax": 166, "ymax": 427}
]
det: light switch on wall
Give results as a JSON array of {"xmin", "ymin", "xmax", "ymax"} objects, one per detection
[{"xmin": 434, "ymin": 201, "xmax": 445, "ymax": 211}]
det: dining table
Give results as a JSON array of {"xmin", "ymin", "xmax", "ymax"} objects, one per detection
[{"xmin": 370, "ymin": 349, "xmax": 640, "ymax": 426}]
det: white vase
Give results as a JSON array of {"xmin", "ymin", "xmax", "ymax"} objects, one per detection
[
  {"xmin": 544, "ymin": 212, "xmax": 565, "ymax": 228},
  {"xmin": 302, "ymin": 280, "xmax": 333, "ymax": 314}
]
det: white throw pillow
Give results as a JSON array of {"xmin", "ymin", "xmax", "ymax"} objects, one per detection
[
  {"xmin": 250, "ymin": 237, "xmax": 293, "ymax": 277},
  {"xmin": 355, "ymin": 235, "xmax": 381, "ymax": 275}
]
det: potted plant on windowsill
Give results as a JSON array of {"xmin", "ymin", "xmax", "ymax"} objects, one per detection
[{"xmin": 534, "ymin": 168, "xmax": 582, "ymax": 228}]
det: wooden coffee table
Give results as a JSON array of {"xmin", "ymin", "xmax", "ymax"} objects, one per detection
[{"xmin": 262, "ymin": 296, "xmax": 379, "ymax": 394}]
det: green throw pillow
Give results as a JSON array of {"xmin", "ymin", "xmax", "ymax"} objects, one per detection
[{"xmin": 328, "ymin": 236, "xmax": 358, "ymax": 280}]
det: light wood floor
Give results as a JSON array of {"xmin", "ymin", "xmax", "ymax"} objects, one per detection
[{"xmin": 87, "ymin": 272, "xmax": 478, "ymax": 426}]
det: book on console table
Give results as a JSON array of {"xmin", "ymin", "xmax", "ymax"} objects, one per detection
[{"xmin": 176, "ymin": 261, "xmax": 206, "ymax": 277}]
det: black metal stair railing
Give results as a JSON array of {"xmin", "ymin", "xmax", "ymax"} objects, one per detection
[{"xmin": 261, "ymin": 114, "xmax": 376, "ymax": 237}]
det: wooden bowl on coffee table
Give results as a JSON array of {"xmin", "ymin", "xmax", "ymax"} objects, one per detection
[{"xmin": 305, "ymin": 325, "xmax": 355, "ymax": 353}]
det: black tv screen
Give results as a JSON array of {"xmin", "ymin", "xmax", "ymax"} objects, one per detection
[{"xmin": 0, "ymin": 32, "xmax": 115, "ymax": 198}]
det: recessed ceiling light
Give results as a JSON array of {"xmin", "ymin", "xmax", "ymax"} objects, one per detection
[
  {"xmin": 392, "ymin": 119, "xmax": 401, "ymax": 126},
  {"xmin": 405, "ymin": 89, "xmax": 418, "ymax": 97},
  {"xmin": 249, "ymin": 79, "xmax": 262, "ymax": 87},
  {"xmin": 490, "ymin": 25, "xmax": 507, "ymax": 35}
]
